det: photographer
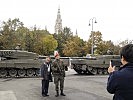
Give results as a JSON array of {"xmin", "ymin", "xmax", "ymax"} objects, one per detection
[{"xmin": 107, "ymin": 44, "xmax": 133, "ymax": 100}]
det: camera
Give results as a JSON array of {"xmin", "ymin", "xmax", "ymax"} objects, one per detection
[{"xmin": 110, "ymin": 59, "xmax": 122, "ymax": 67}]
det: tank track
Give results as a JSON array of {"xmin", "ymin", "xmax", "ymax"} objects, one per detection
[
  {"xmin": 0, "ymin": 68, "xmax": 40, "ymax": 78},
  {"xmin": 73, "ymin": 64, "xmax": 108, "ymax": 75}
]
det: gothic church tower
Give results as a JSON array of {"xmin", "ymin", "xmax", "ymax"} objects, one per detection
[{"xmin": 55, "ymin": 7, "xmax": 62, "ymax": 34}]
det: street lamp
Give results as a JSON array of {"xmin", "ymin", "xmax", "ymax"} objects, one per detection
[{"xmin": 89, "ymin": 17, "xmax": 97, "ymax": 55}]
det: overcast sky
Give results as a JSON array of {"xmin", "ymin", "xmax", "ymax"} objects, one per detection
[{"xmin": 0, "ymin": 0, "xmax": 133, "ymax": 43}]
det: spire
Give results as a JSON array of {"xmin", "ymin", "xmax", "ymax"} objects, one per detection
[
  {"xmin": 55, "ymin": 7, "xmax": 62, "ymax": 34},
  {"xmin": 58, "ymin": 5, "xmax": 60, "ymax": 14},
  {"xmin": 76, "ymin": 29, "xmax": 78, "ymax": 36},
  {"xmin": 45, "ymin": 25, "xmax": 47, "ymax": 31}
]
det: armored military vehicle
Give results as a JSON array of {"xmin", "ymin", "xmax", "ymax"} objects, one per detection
[
  {"xmin": 0, "ymin": 50, "xmax": 70, "ymax": 78},
  {"xmin": 0, "ymin": 50, "xmax": 42, "ymax": 77},
  {"xmin": 70, "ymin": 55, "xmax": 121, "ymax": 75}
]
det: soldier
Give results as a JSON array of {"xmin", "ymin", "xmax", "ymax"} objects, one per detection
[
  {"xmin": 52, "ymin": 52, "xmax": 66, "ymax": 97},
  {"xmin": 40, "ymin": 56, "xmax": 52, "ymax": 97}
]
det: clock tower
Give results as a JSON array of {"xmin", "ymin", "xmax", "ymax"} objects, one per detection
[{"xmin": 55, "ymin": 7, "xmax": 62, "ymax": 34}]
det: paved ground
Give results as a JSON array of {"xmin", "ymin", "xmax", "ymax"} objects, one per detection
[{"xmin": 0, "ymin": 69, "xmax": 113, "ymax": 100}]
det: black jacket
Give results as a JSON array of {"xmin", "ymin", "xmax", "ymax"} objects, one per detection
[
  {"xmin": 107, "ymin": 63, "xmax": 133, "ymax": 100},
  {"xmin": 40, "ymin": 62, "xmax": 52, "ymax": 81}
]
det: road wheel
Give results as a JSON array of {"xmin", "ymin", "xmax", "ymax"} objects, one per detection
[
  {"xmin": 9, "ymin": 69, "xmax": 17, "ymax": 77},
  {"xmin": 103, "ymin": 69, "xmax": 108, "ymax": 75},
  {"xmin": 97, "ymin": 69, "xmax": 103, "ymax": 75},
  {"xmin": 91, "ymin": 68, "xmax": 97, "ymax": 75},
  {"xmin": 27, "ymin": 69, "xmax": 34, "ymax": 77},
  {"xmin": 0, "ymin": 69, "xmax": 7, "ymax": 77},
  {"xmin": 87, "ymin": 66, "xmax": 93, "ymax": 71},
  {"xmin": 35, "ymin": 69, "xmax": 40, "ymax": 76},
  {"xmin": 18, "ymin": 69, "xmax": 26, "ymax": 77},
  {"xmin": 86, "ymin": 66, "xmax": 93, "ymax": 75}
]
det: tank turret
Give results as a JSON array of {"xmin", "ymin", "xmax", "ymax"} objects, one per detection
[{"xmin": 0, "ymin": 50, "xmax": 38, "ymax": 59}]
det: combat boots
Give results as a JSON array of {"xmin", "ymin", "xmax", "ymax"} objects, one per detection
[
  {"xmin": 60, "ymin": 90, "xmax": 66, "ymax": 96},
  {"xmin": 55, "ymin": 91, "xmax": 59, "ymax": 97}
]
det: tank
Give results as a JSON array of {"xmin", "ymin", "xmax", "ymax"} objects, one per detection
[
  {"xmin": 0, "ymin": 50, "xmax": 70, "ymax": 78},
  {"xmin": 70, "ymin": 55, "xmax": 121, "ymax": 75},
  {"xmin": 0, "ymin": 50, "xmax": 42, "ymax": 78}
]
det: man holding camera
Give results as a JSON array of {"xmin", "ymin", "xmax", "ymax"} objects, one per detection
[
  {"xmin": 107, "ymin": 44, "xmax": 133, "ymax": 100},
  {"xmin": 52, "ymin": 52, "xmax": 66, "ymax": 97}
]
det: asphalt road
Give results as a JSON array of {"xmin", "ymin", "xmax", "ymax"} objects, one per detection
[{"xmin": 0, "ymin": 69, "xmax": 113, "ymax": 100}]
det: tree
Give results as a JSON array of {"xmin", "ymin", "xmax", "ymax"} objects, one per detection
[
  {"xmin": 118, "ymin": 39, "xmax": 133, "ymax": 47},
  {"xmin": 0, "ymin": 18, "xmax": 24, "ymax": 49},
  {"xmin": 53, "ymin": 27, "xmax": 73, "ymax": 56},
  {"xmin": 113, "ymin": 45, "xmax": 121, "ymax": 55},
  {"xmin": 96, "ymin": 40, "xmax": 115, "ymax": 55},
  {"xmin": 63, "ymin": 36, "xmax": 85, "ymax": 57},
  {"xmin": 88, "ymin": 31, "xmax": 103, "ymax": 54},
  {"xmin": 89, "ymin": 31, "xmax": 102, "ymax": 46},
  {"xmin": 37, "ymin": 35, "xmax": 57, "ymax": 55},
  {"xmin": 15, "ymin": 26, "xmax": 29, "ymax": 49},
  {"xmin": 24, "ymin": 31, "xmax": 33, "ymax": 52},
  {"xmin": 0, "ymin": 35, "xmax": 4, "ymax": 49},
  {"xmin": 83, "ymin": 41, "xmax": 92, "ymax": 55}
]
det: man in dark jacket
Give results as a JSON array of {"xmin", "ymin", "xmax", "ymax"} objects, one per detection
[
  {"xmin": 40, "ymin": 56, "xmax": 52, "ymax": 97},
  {"xmin": 107, "ymin": 44, "xmax": 133, "ymax": 100}
]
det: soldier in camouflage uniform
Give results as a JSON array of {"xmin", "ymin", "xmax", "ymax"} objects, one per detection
[{"xmin": 52, "ymin": 53, "xmax": 66, "ymax": 97}]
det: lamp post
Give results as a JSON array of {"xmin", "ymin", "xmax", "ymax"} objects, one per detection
[{"xmin": 89, "ymin": 17, "xmax": 97, "ymax": 55}]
